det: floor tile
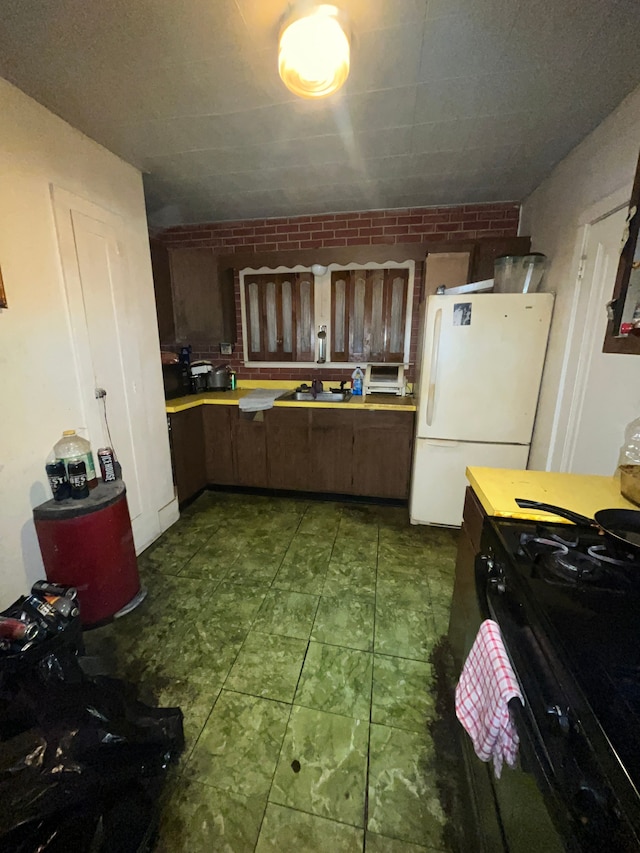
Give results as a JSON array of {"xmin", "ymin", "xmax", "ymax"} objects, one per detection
[
  {"xmin": 323, "ymin": 560, "xmax": 377, "ymax": 597},
  {"xmin": 332, "ymin": 539, "xmax": 379, "ymax": 565},
  {"xmin": 372, "ymin": 656, "xmax": 436, "ymax": 732},
  {"xmin": 156, "ymin": 774, "xmax": 265, "ymax": 853},
  {"xmin": 225, "ymin": 549, "xmax": 285, "ymax": 585},
  {"xmin": 149, "ymin": 621, "xmax": 245, "ymax": 685},
  {"xmin": 187, "ymin": 689, "xmax": 290, "ymax": 798},
  {"xmin": 147, "ymin": 676, "xmax": 221, "ymax": 757},
  {"xmin": 256, "ymin": 803, "xmax": 364, "ymax": 853},
  {"xmin": 368, "ymin": 724, "xmax": 446, "ymax": 848},
  {"xmin": 200, "ymin": 581, "xmax": 268, "ymax": 632},
  {"xmin": 252, "ymin": 589, "xmax": 320, "ymax": 639},
  {"xmin": 376, "ymin": 574, "xmax": 432, "ymax": 611},
  {"xmin": 273, "ymin": 543, "xmax": 332, "ymax": 594},
  {"xmin": 225, "ymin": 631, "xmax": 308, "ymax": 702},
  {"xmin": 270, "ymin": 705, "xmax": 369, "ymax": 827},
  {"xmin": 180, "ymin": 540, "xmax": 238, "ymax": 581},
  {"xmin": 375, "ymin": 603, "xmax": 438, "ymax": 661},
  {"xmin": 365, "ymin": 831, "xmax": 431, "ymax": 852},
  {"xmin": 312, "ymin": 594, "xmax": 375, "ymax": 651},
  {"xmin": 295, "ymin": 642, "xmax": 373, "ymax": 719}
]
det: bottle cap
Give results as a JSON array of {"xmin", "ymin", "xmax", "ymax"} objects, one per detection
[{"xmin": 62, "ymin": 429, "xmax": 76, "ymax": 436}]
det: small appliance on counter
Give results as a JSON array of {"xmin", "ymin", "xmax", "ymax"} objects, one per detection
[
  {"xmin": 190, "ymin": 361, "xmax": 232, "ymax": 392},
  {"xmin": 162, "ymin": 362, "xmax": 191, "ymax": 399},
  {"xmin": 363, "ymin": 363, "xmax": 407, "ymax": 396}
]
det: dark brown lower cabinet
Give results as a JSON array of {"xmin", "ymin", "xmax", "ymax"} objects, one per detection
[
  {"xmin": 168, "ymin": 408, "xmax": 206, "ymax": 504},
  {"xmin": 203, "ymin": 406, "xmax": 234, "ymax": 485},
  {"xmin": 170, "ymin": 403, "xmax": 414, "ymax": 502},
  {"xmin": 232, "ymin": 409, "xmax": 268, "ymax": 488},
  {"xmin": 448, "ymin": 487, "xmax": 487, "ymax": 667},
  {"xmin": 266, "ymin": 408, "xmax": 311, "ymax": 491},
  {"xmin": 308, "ymin": 410, "xmax": 355, "ymax": 494},
  {"xmin": 352, "ymin": 411, "xmax": 413, "ymax": 499}
]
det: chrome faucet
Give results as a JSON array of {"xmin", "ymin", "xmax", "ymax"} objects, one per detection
[{"xmin": 311, "ymin": 379, "xmax": 324, "ymax": 398}]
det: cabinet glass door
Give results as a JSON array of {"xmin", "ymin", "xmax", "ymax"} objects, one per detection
[
  {"xmin": 331, "ymin": 268, "xmax": 409, "ymax": 362},
  {"xmin": 244, "ymin": 272, "xmax": 315, "ymax": 362}
]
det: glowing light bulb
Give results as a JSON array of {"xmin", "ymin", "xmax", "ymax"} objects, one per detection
[{"xmin": 279, "ymin": 5, "xmax": 350, "ymax": 99}]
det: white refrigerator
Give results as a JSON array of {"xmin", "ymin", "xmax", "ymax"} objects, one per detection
[{"xmin": 409, "ymin": 293, "xmax": 554, "ymax": 526}]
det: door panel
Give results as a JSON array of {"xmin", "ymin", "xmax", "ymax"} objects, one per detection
[
  {"xmin": 203, "ymin": 406, "xmax": 235, "ymax": 485},
  {"xmin": 66, "ymin": 209, "xmax": 143, "ymax": 520},
  {"xmin": 416, "ymin": 293, "xmax": 554, "ymax": 443},
  {"xmin": 409, "ymin": 439, "xmax": 529, "ymax": 526},
  {"xmin": 352, "ymin": 411, "xmax": 414, "ymax": 499},
  {"xmin": 266, "ymin": 408, "xmax": 311, "ymax": 490}
]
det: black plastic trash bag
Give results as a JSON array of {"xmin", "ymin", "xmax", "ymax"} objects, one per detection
[{"xmin": 0, "ymin": 630, "xmax": 183, "ymax": 852}]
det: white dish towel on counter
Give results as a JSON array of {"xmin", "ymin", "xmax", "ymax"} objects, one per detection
[
  {"xmin": 238, "ymin": 388, "xmax": 289, "ymax": 413},
  {"xmin": 455, "ymin": 619, "xmax": 523, "ymax": 778}
]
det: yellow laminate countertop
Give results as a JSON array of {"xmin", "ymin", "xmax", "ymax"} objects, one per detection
[
  {"xmin": 165, "ymin": 388, "xmax": 416, "ymax": 414},
  {"xmin": 466, "ymin": 466, "xmax": 637, "ymax": 523}
]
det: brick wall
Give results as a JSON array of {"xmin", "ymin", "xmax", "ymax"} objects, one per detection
[{"xmin": 159, "ymin": 202, "xmax": 520, "ymax": 383}]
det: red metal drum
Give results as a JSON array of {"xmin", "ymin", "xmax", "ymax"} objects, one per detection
[{"xmin": 33, "ymin": 481, "xmax": 141, "ymax": 627}]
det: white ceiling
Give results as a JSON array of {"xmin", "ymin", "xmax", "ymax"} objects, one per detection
[{"xmin": 1, "ymin": 0, "xmax": 639, "ymax": 226}]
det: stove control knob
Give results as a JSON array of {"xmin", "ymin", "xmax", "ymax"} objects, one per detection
[
  {"xmin": 488, "ymin": 575, "xmax": 506, "ymax": 594},
  {"xmin": 546, "ymin": 704, "xmax": 571, "ymax": 735}
]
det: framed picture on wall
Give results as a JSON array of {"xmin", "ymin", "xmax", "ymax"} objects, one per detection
[{"xmin": 0, "ymin": 265, "xmax": 7, "ymax": 309}]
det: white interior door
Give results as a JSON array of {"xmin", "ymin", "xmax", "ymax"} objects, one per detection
[
  {"xmin": 559, "ymin": 207, "xmax": 640, "ymax": 474},
  {"xmin": 410, "ymin": 439, "xmax": 530, "ymax": 527},
  {"xmin": 52, "ymin": 189, "xmax": 144, "ymax": 524},
  {"xmin": 416, "ymin": 294, "xmax": 554, "ymax": 443}
]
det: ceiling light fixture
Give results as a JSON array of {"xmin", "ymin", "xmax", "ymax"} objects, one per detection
[{"xmin": 278, "ymin": 4, "xmax": 350, "ymax": 99}]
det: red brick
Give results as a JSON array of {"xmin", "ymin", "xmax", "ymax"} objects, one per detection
[
  {"xmin": 397, "ymin": 215, "xmax": 424, "ymax": 225},
  {"xmin": 261, "ymin": 243, "xmax": 278, "ymax": 251},
  {"xmin": 322, "ymin": 238, "xmax": 347, "ymax": 247},
  {"xmin": 449, "ymin": 230, "xmax": 477, "ymax": 240},
  {"xmin": 347, "ymin": 235, "xmax": 370, "ymax": 245},
  {"xmin": 310, "ymin": 231, "xmax": 326, "ymax": 240},
  {"xmin": 300, "ymin": 240, "xmax": 323, "ymax": 249},
  {"xmin": 383, "ymin": 225, "xmax": 410, "ymax": 235},
  {"xmin": 422, "ymin": 212, "xmax": 450, "ymax": 223},
  {"xmin": 371, "ymin": 235, "xmax": 396, "ymax": 245},
  {"xmin": 338, "ymin": 228, "xmax": 360, "ymax": 238},
  {"xmin": 358, "ymin": 226, "xmax": 384, "ymax": 236},
  {"xmin": 409, "ymin": 223, "xmax": 436, "ymax": 234},
  {"xmin": 313, "ymin": 214, "xmax": 337, "ymax": 222},
  {"xmin": 357, "ymin": 218, "xmax": 372, "ymax": 229},
  {"xmin": 277, "ymin": 223, "xmax": 299, "ymax": 233},
  {"xmin": 399, "ymin": 234, "xmax": 424, "ymax": 242},
  {"xmin": 254, "ymin": 225, "xmax": 277, "ymax": 235},
  {"xmin": 436, "ymin": 222, "xmax": 462, "ymax": 232}
]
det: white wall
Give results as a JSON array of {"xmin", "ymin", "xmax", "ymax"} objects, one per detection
[
  {"xmin": 0, "ymin": 78, "xmax": 176, "ymax": 605},
  {"xmin": 521, "ymin": 84, "xmax": 640, "ymax": 474}
]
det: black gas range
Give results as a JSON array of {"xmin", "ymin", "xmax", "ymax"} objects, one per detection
[{"xmin": 477, "ymin": 516, "xmax": 640, "ymax": 852}]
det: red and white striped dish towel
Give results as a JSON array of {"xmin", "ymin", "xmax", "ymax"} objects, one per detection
[{"xmin": 455, "ymin": 619, "xmax": 523, "ymax": 778}]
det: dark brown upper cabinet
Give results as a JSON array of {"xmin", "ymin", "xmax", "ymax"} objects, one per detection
[
  {"xmin": 149, "ymin": 244, "xmax": 236, "ymax": 347},
  {"xmin": 603, "ymin": 150, "xmax": 640, "ymax": 354},
  {"xmin": 244, "ymin": 271, "xmax": 315, "ymax": 361},
  {"xmin": 330, "ymin": 268, "xmax": 409, "ymax": 363}
]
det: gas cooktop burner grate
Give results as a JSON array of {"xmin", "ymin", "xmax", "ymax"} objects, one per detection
[{"xmin": 518, "ymin": 530, "xmax": 637, "ymax": 591}]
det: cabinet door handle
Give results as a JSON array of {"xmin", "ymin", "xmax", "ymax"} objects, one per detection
[{"xmin": 426, "ymin": 308, "xmax": 442, "ymax": 427}]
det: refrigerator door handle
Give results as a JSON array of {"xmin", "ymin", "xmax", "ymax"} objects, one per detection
[{"xmin": 426, "ymin": 308, "xmax": 442, "ymax": 426}]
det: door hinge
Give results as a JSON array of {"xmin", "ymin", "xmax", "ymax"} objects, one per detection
[{"xmin": 577, "ymin": 256, "xmax": 587, "ymax": 281}]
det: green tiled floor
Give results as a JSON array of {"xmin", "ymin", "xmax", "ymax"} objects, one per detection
[{"xmin": 84, "ymin": 492, "xmax": 458, "ymax": 852}]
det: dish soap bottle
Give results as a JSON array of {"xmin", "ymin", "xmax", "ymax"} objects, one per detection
[{"xmin": 351, "ymin": 366, "xmax": 364, "ymax": 396}]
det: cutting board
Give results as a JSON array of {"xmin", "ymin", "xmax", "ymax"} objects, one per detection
[{"xmin": 466, "ymin": 467, "xmax": 636, "ymax": 523}]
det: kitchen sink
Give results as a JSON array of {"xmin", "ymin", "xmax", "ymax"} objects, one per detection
[{"xmin": 281, "ymin": 390, "xmax": 352, "ymax": 403}]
